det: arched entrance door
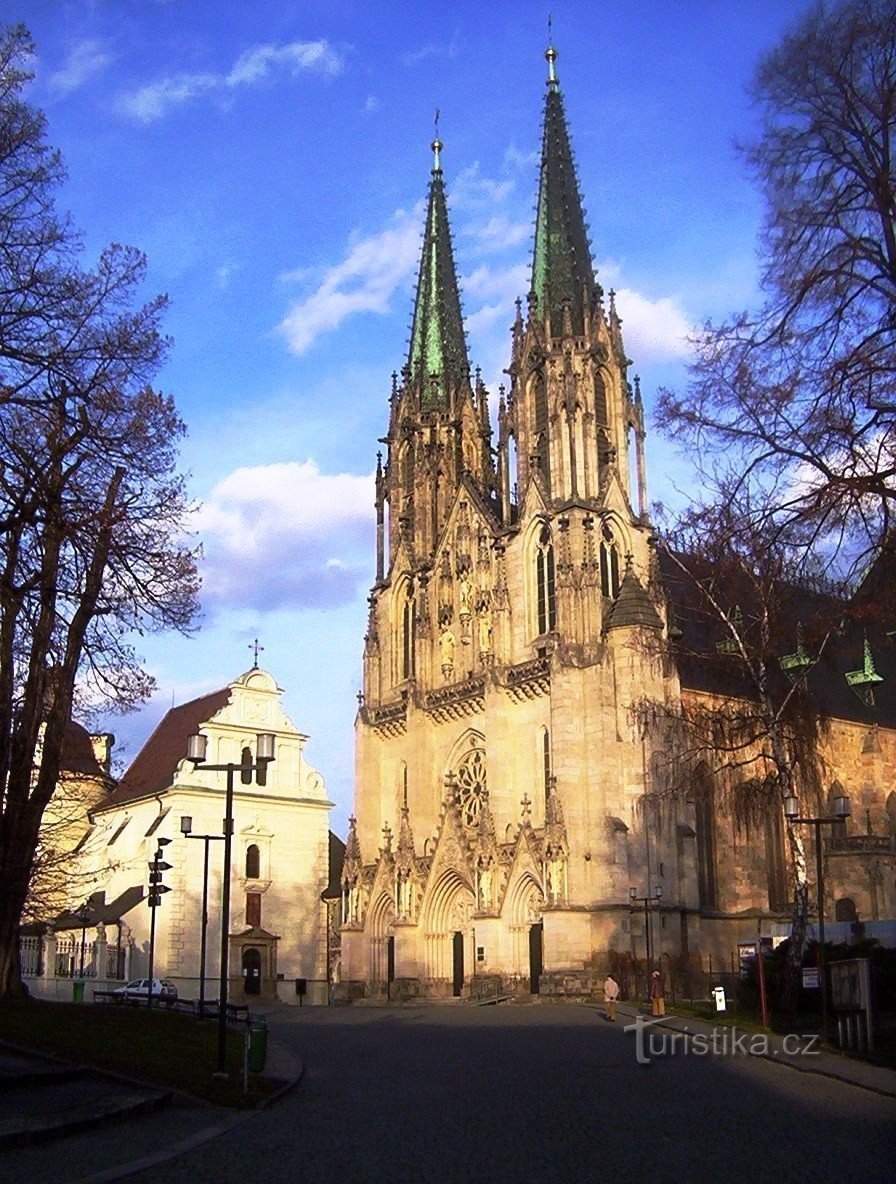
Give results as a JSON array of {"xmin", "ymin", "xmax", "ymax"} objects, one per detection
[
  {"xmin": 529, "ymin": 922, "xmax": 543, "ymax": 994},
  {"xmin": 242, "ymin": 947, "xmax": 262, "ymax": 995},
  {"xmin": 452, "ymin": 931, "xmax": 464, "ymax": 997}
]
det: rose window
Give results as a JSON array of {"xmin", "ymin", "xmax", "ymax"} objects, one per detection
[{"xmin": 455, "ymin": 749, "xmax": 487, "ymax": 828}]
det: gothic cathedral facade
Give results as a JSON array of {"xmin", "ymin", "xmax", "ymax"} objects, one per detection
[{"xmin": 338, "ymin": 46, "xmax": 896, "ymax": 999}]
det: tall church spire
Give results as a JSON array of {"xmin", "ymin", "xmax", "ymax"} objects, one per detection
[
  {"xmin": 530, "ymin": 42, "xmax": 598, "ymax": 338},
  {"xmin": 407, "ymin": 129, "xmax": 469, "ymax": 410}
]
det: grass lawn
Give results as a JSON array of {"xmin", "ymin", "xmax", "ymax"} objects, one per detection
[{"xmin": 0, "ymin": 998, "xmax": 281, "ymax": 1108}]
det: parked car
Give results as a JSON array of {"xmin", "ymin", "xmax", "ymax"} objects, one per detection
[{"xmin": 112, "ymin": 978, "xmax": 178, "ymax": 1005}]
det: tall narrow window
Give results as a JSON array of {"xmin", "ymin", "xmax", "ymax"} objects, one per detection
[
  {"xmin": 765, "ymin": 802, "xmax": 788, "ymax": 911},
  {"xmin": 599, "ymin": 522, "xmax": 620, "ymax": 599},
  {"xmin": 694, "ymin": 764, "xmax": 718, "ymax": 910},
  {"xmin": 542, "ymin": 730, "xmax": 552, "ymax": 799},
  {"xmin": 246, "ymin": 892, "xmax": 261, "ymax": 927},
  {"xmin": 536, "ymin": 526, "xmax": 556, "ymax": 634},
  {"xmin": 828, "ymin": 783, "xmax": 848, "ymax": 843},
  {"xmin": 246, "ymin": 843, "xmax": 260, "ymax": 879},
  {"xmin": 402, "ymin": 585, "xmax": 415, "ymax": 680},
  {"xmin": 240, "ymin": 746, "xmax": 253, "ymax": 785}
]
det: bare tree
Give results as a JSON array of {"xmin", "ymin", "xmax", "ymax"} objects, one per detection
[
  {"xmin": 0, "ymin": 26, "xmax": 199, "ymax": 999},
  {"xmin": 645, "ymin": 480, "xmax": 854, "ymax": 996},
  {"xmin": 659, "ymin": 0, "xmax": 896, "ymax": 577}
]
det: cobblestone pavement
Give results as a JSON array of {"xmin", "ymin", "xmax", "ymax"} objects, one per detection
[{"xmin": 114, "ymin": 1002, "xmax": 895, "ymax": 1184}]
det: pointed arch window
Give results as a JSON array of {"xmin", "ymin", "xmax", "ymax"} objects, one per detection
[
  {"xmin": 245, "ymin": 843, "xmax": 260, "ymax": 879},
  {"xmin": 536, "ymin": 525, "xmax": 556, "ymax": 635},
  {"xmin": 694, "ymin": 765, "xmax": 718, "ymax": 910},
  {"xmin": 600, "ymin": 523, "xmax": 620, "ymax": 599},
  {"xmin": 402, "ymin": 584, "xmax": 416, "ymax": 680}
]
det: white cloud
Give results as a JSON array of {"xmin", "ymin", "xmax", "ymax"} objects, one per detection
[
  {"xmin": 121, "ymin": 72, "xmax": 219, "ymax": 122},
  {"xmin": 120, "ymin": 39, "xmax": 344, "ymax": 123},
  {"xmin": 463, "ymin": 215, "xmax": 530, "ymax": 253},
  {"xmin": 612, "ymin": 288, "xmax": 694, "ymax": 363},
  {"xmin": 451, "ymin": 163, "xmax": 515, "ymax": 211},
  {"xmin": 278, "ymin": 203, "xmax": 424, "ymax": 354},
  {"xmin": 48, "ymin": 39, "xmax": 112, "ymax": 95},
  {"xmin": 227, "ymin": 41, "xmax": 343, "ymax": 86},
  {"xmin": 195, "ymin": 460, "xmax": 375, "ymax": 611}
]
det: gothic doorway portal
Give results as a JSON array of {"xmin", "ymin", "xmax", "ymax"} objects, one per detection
[
  {"xmin": 452, "ymin": 931, "xmax": 464, "ymax": 996},
  {"xmin": 529, "ymin": 922, "xmax": 543, "ymax": 994},
  {"xmin": 242, "ymin": 947, "xmax": 261, "ymax": 995}
]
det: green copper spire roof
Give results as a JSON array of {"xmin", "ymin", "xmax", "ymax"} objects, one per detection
[
  {"xmin": 407, "ymin": 134, "xmax": 469, "ymax": 410},
  {"xmin": 531, "ymin": 43, "xmax": 597, "ymax": 337}
]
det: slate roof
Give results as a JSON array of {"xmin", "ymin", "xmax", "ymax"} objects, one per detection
[
  {"xmin": 605, "ymin": 567, "xmax": 663, "ymax": 632},
  {"xmin": 659, "ymin": 548, "xmax": 896, "ymax": 730},
  {"xmin": 101, "ymin": 686, "xmax": 232, "ymax": 809}
]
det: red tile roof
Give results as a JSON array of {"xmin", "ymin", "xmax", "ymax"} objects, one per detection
[{"xmin": 103, "ymin": 687, "xmax": 232, "ymax": 808}]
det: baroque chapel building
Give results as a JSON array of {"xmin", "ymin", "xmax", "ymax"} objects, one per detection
[{"xmin": 339, "ymin": 46, "xmax": 896, "ymax": 1000}]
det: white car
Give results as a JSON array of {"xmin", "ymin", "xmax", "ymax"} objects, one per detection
[{"xmin": 112, "ymin": 978, "xmax": 178, "ymax": 1004}]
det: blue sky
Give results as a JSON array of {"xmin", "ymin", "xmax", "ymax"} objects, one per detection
[{"xmin": 19, "ymin": 0, "xmax": 815, "ymax": 834}]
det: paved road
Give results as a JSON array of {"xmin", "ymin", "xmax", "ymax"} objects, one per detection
[{"xmin": 116, "ymin": 1002, "xmax": 895, "ymax": 1184}]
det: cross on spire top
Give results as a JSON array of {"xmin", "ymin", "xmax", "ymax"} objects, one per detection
[{"xmin": 249, "ymin": 638, "xmax": 264, "ymax": 669}]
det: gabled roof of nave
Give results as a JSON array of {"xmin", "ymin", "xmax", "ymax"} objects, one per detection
[
  {"xmin": 406, "ymin": 134, "xmax": 470, "ymax": 410},
  {"xmin": 530, "ymin": 43, "xmax": 599, "ymax": 338}
]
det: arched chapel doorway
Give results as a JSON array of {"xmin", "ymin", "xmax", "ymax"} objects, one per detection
[{"xmin": 242, "ymin": 947, "xmax": 261, "ymax": 996}]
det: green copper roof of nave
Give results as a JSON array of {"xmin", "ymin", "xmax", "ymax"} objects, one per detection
[
  {"xmin": 531, "ymin": 61, "xmax": 597, "ymax": 337},
  {"xmin": 407, "ymin": 153, "xmax": 469, "ymax": 410}
]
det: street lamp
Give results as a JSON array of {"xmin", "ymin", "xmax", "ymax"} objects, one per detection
[
  {"xmin": 186, "ymin": 730, "xmax": 276, "ymax": 1078},
  {"xmin": 630, "ymin": 886, "xmax": 663, "ymax": 988},
  {"xmin": 180, "ymin": 815, "xmax": 223, "ymax": 1018},
  {"xmin": 783, "ymin": 792, "xmax": 851, "ymax": 1038}
]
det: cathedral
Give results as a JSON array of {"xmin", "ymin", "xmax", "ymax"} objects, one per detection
[{"xmin": 338, "ymin": 45, "xmax": 896, "ymax": 1001}]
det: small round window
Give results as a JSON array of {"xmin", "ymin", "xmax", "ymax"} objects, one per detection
[{"xmin": 455, "ymin": 749, "xmax": 487, "ymax": 828}]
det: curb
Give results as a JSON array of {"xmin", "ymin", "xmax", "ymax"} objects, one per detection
[
  {"xmin": 612, "ymin": 1007, "xmax": 896, "ymax": 1099},
  {"xmin": 71, "ymin": 1059, "xmax": 306, "ymax": 1184}
]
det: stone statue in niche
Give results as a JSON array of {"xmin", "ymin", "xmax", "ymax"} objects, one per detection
[
  {"xmin": 459, "ymin": 573, "xmax": 473, "ymax": 621},
  {"xmin": 478, "ymin": 863, "xmax": 493, "ymax": 910},
  {"xmin": 439, "ymin": 627, "xmax": 456, "ymax": 675},
  {"xmin": 477, "ymin": 603, "xmax": 493, "ymax": 656}
]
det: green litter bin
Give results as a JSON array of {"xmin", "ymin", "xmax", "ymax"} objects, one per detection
[
  {"xmin": 72, "ymin": 981, "xmax": 85, "ymax": 1003},
  {"xmin": 247, "ymin": 1018, "xmax": 268, "ymax": 1073}
]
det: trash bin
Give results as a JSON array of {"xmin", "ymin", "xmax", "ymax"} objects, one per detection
[
  {"xmin": 247, "ymin": 1018, "xmax": 268, "ymax": 1074},
  {"xmin": 72, "ymin": 981, "xmax": 85, "ymax": 1003}
]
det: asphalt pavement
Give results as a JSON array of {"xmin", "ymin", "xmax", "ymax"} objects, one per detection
[{"xmin": 1, "ymin": 1000, "xmax": 893, "ymax": 1184}]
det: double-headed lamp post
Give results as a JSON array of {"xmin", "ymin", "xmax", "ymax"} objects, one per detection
[
  {"xmin": 783, "ymin": 791, "xmax": 851, "ymax": 1038},
  {"xmin": 186, "ymin": 730, "xmax": 276, "ymax": 1078},
  {"xmin": 630, "ymin": 886, "xmax": 662, "ymax": 984},
  {"xmin": 179, "ymin": 816, "xmax": 223, "ymax": 1018}
]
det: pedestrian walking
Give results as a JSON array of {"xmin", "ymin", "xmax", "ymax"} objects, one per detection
[
  {"xmin": 650, "ymin": 969, "xmax": 665, "ymax": 1017},
  {"xmin": 603, "ymin": 973, "xmax": 620, "ymax": 1022}
]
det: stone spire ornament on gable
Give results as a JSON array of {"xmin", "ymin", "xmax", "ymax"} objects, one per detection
[
  {"xmin": 530, "ymin": 39, "xmax": 599, "ymax": 340},
  {"xmin": 406, "ymin": 119, "xmax": 470, "ymax": 411}
]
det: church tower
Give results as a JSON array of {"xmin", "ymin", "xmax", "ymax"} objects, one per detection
[{"xmin": 342, "ymin": 45, "xmax": 685, "ymax": 1000}]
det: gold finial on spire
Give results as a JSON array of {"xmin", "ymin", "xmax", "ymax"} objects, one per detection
[
  {"xmin": 431, "ymin": 107, "xmax": 443, "ymax": 172},
  {"xmin": 546, "ymin": 14, "xmax": 558, "ymax": 85}
]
